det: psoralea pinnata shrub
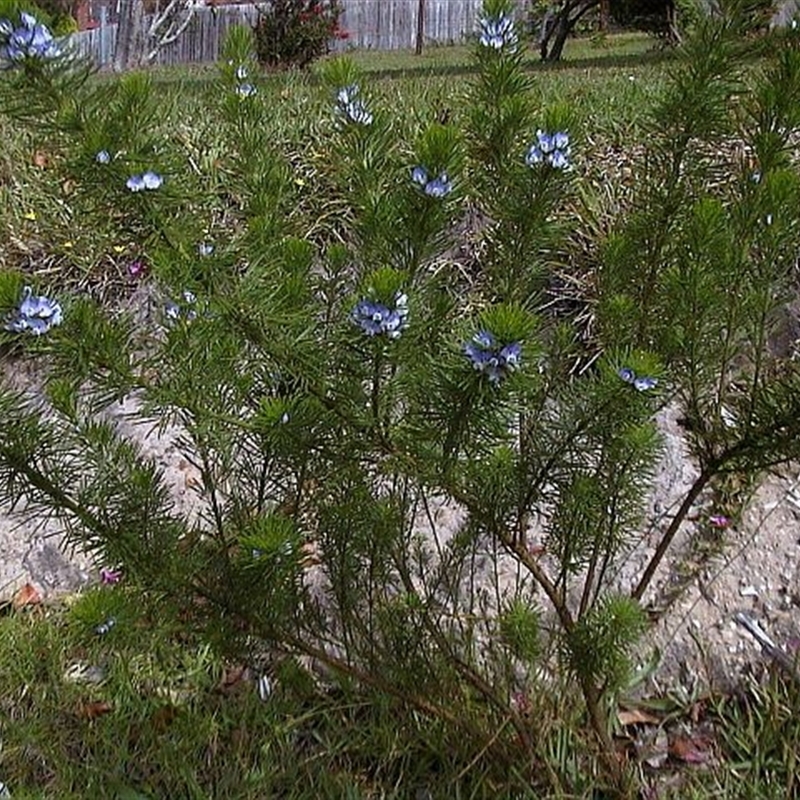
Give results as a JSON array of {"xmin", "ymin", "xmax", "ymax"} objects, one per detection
[{"xmin": 2, "ymin": 1, "xmax": 800, "ymax": 793}]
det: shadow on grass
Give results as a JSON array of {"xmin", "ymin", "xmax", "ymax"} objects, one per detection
[{"xmin": 360, "ymin": 47, "xmax": 676, "ymax": 84}]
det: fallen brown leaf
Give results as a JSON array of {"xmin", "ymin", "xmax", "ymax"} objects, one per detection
[
  {"xmin": 618, "ymin": 708, "xmax": 660, "ymax": 726},
  {"xmin": 670, "ymin": 733, "xmax": 714, "ymax": 764},
  {"xmin": 217, "ymin": 663, "xmax": 250, "ymax": 694},
  {"xmin": 32, "ymin": 150, "xmax": 50, "ymax": 168},
  {"xmin": 12, "ymin": 582, "xmax": 42, "ymax": 609},
  {"xmin": 300, "ymin": 542, "xmax": 321, "ymax": 567},
  {"xmin": 184, "ymin": 472, "xmax": 202, "ymax": 490},
  {"xmin": 689, "ymin": 700, "xmax": 706, "ymax": 724},
  {"xmin": 77, "ymin": 700, "xmax": 114, "ymax": 720}
]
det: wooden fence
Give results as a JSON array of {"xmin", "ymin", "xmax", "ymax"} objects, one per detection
[{"xmin": 66, "ymin": 0, "xmax": 528, "ymax": 68}]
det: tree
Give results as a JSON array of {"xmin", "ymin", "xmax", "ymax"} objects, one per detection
[
  {"xmin": 538, "ymin": 0, "xmax": 600, "ymax": 61},
  {"xmin": 114, "ymin": 0, "xmax": 199, "ymax": 71},
  {"xmin": 114, "ymin": 0, "xmax": 147, "ymax": 70},
  {"xmin": 537, "ymin": 0, "xmax": 679, "ymax": 61}
]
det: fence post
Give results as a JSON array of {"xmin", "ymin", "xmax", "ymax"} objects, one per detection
[{"xmin": 99, "ymin": 5, "xmax": 108, "ymax": 67}]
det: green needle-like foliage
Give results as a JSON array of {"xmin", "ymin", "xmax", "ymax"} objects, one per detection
[{"xmin": 2, "ymin": 2, "xmax": 800, "ymax": 794}]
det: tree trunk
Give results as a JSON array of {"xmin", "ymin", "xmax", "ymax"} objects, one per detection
[
  {"xmin": 665, "ymin": 0, "xmax": 682, "ymax": 44},
  {"xmin": 539, "ymin": 7, "xmax": 556, "ymax": 60},
  {"xmin": 415, "ymin": 0, "xmax": 425, "ymax": 55},
  {"xmin": 541, "ymin": 0, "xmax": 600, "ymax": 61},
  {"xmin": 114, "ymin": 0, "xmax": 147, "ymax": 71},
  {"xmin": 544, "ymin": 11, "xmax": 572, "ymax": 61},
  {"xmin": 599, "ymin": 0, "xmax": 610, "ymax": 31}
]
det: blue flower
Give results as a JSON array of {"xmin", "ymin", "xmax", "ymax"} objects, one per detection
[
  {"xmin": 549, "ymin": 149, "xmax": 569, "ymax": 170},
  {"xmin": 552, "ymin": 131, "xmax": 570, "ymax": 150},
  {"xmin": 425, "ymin": 172, "xmax": 452, "ymax": 197},
  {"xmin": 4, "ymin": 285, "xmax": 63, "ymax": 335},
  {"xmin": 94, "ymin": 617, "xmax": 116, "ymax": 635},
  {"xmin": 618, "ymin": 366, "xmax": 657, "ymax": 392},
  {"xmin": 411, "ymin": 166, "xmax": 428, "ymax": 186},
  {"xmin": 336, "ymin": 84, "xmax": 373, "ymax": 126},
  {"xmin": 142, "ymin": 170, "xmax": 163, "ymax": 189},
  {"xmin": 126, "ymin": 174, "xmax": 145, "ymax": 192},
  {"xmin": 352, "ymin": 292, "xmax": 408, "ymax": 339},
  {"xmin": 411, "ymin": 165, "xmax": 453, "ymax": 198},
  {"xmin": 526, "ymin": 129, "xmax": 571, "ymax": 170},
  {"xmin": 198, "ymin": 242, "xmax": 214, "ymax": 256},
  {"xmin": 126, "ymin": 171, "xmax": 163, "ymax": 192},
  {"xmin": 633, "ymin": 376, "xmax": 658, "ymax": 391},
  {"xmin": 0, "ymin": 12, "xmax": 59, "ymax": 63},
  {"xmin": 235, "ymin": 82, "xmax": 257, "ymax": 98},
  {"xmin": 337, "ymin": 84, "xmax": 357, "ymax": 105},
  {"xmin": 525, "ymin": 146, "xmax": 544, "ymax": 165},
  {"xmin": 478, "ymin": 13, "xmax": 518, "ymax": 50},
  {"xmin": 464, "ymin": 330, "xmax": 522, "ymax": 384},
  {"xmin": 165, "ymin": 290, "xmax": 198, "ymax": 322},
  {"xmin": 95, "ymin": 150, "xmax": 111, "ymax": 164}
]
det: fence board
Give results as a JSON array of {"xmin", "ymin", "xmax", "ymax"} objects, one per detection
[{"xmin": 65, "ymin": 0, "xmax": 526, "ymax": 68}]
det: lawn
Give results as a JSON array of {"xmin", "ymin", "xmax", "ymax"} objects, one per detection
[{"xmin": 3, "ymin": 586, "xmax": 798, "ymax": 799}]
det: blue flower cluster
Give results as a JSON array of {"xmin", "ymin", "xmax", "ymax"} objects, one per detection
[
  {"xmin": 336, "ymin": 84, "xmax": 373, "ymax": 126},
  {"xmin": 0, "ymin": 13, "xmax": 59, "ymax": 64},
  {"xmin": 464, "ymin": 330, "xmax": 522, "ymax": 384},
  {"xmin": 478, "ymin": 13, "xmax": 518, "ymax": 50},
  {"xmin": 165, "ymin": 290, "xmax": 198, "ymax": 322},
  {"xmin": 126, "ymin": 171, "xmax": 163, "ymax": 192},
  {"xmin": 235, "ymin": 82, "xmax": 257, "ymax": 98},
  {"xmin": 4, "ymin": 286, "xmax": 63, "ymax": 335},
  {"xmin": 352, "ymin": 292, "xmax": 408, "ymax": 339},
  {"xmin": 618, "ymin": 367, "xmax": 657, "ymax": 392},
  {"xmin": 411, "ymin": 166, "xmax": 453, "ymax": 198},
  {"xmin": 526, "ymin": 130, "xmax": 571, "ymax": 170},
  {"xmin": 95, "ymin": 150, "xmax": 112, "ymax": 164}
]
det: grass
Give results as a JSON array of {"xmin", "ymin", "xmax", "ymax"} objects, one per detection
[
  {"xmin": 2, "ymin": 592, "xmax": 799, "ymax": 798},
  {"xmin": 0, "ymin": 588, "xmax": 586, "ymax": 798},
  {"xmin": 137, "ymin": 32, "xmax": 671, "ymax": 133}
]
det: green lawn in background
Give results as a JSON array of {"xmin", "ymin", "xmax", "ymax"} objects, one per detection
[{"xmin": 137, "ymin": 32, "xmax": 671, "ymax": 135}]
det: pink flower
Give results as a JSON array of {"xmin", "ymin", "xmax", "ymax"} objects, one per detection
[
  {"xmin": 709, "ymin": 514, "xmax": 730, "ymax": 529},
  {"xmin": 128, "ymin": 260, "xmax": 146, "ymax": 279},
  {"xmin": 99, "ymin": 567, "xmax": 122, "ymax": 585},
  {"xmin": 511, "ymin": 692, "xmax": 532, "ymax": 715}
]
